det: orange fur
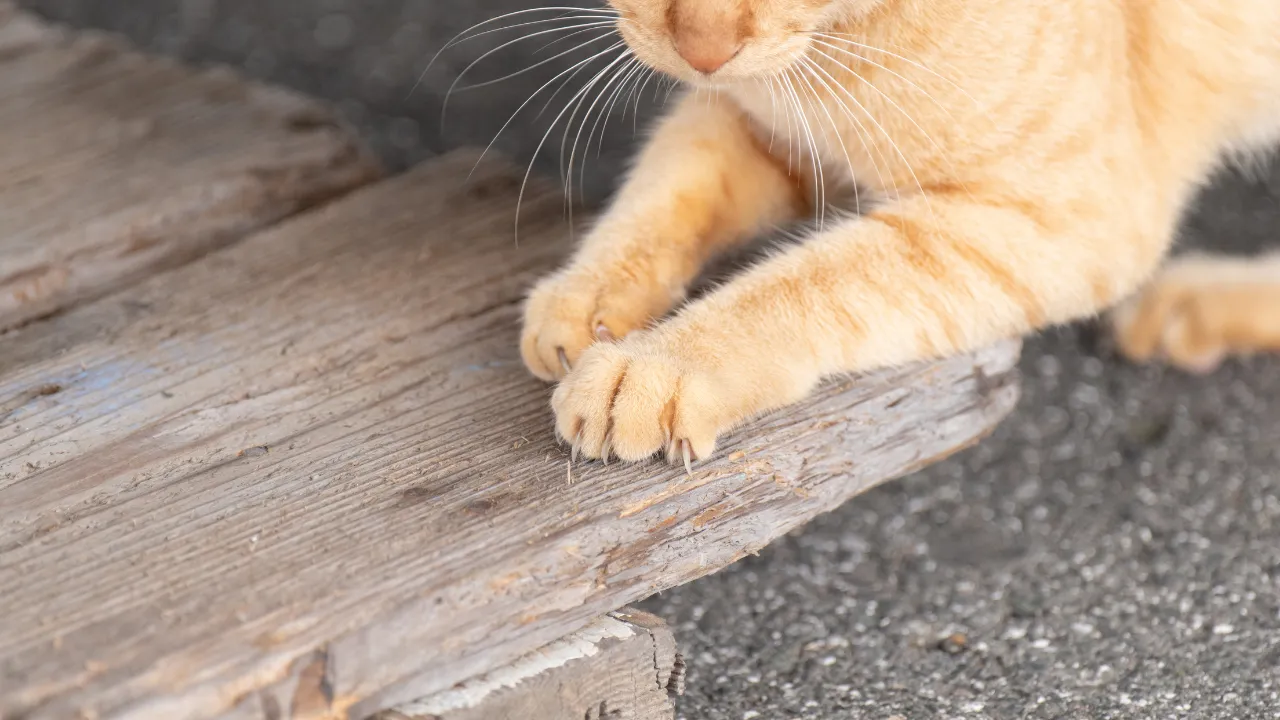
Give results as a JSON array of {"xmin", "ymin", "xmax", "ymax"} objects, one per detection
[
  {"xmin": 1113, "ymin": 253, "xmax": 1280, "ymax": 374},
  {"xmin": 520, "ymin": 0, "xmax": 1280, "ymax": 463}
]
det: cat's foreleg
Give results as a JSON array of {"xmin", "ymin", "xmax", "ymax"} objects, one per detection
[
  {"xmin": 520, "ymin": 93, "xmax": 805, "ymax": 381},
  {"xmin": 551, "ymin": 188, "xmax": 1167, "ymax": 463}
]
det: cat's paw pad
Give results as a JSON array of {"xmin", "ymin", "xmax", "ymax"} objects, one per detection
[
  {"xmin": 520, "ymin": 271, "xmax": 674, "ymax": 382},
  {"xmin": 551, "ymin": 339, "xmax": 725, "ymax": 467}
]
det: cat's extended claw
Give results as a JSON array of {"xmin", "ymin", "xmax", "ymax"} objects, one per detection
[
  {"xmin": 519, "ymin": 270, "xmax": 674, "ymax": 383},
  {"xmin": 550, "ymin": 338, "xmax": 725, "ymax": 466}
]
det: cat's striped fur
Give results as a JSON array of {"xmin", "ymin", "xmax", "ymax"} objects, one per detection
[{"xmin": 519, "ymin": 0, "xmax": 1280, "ymax": 464}]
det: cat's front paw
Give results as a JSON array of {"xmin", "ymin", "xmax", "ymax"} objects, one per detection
[
  {"xmin": 550, "ymin": 335, "xmax": 727, "ymax": 468},
  {"xmin": 520, "ymin": 268, "xmax": 678, "ymax": 382}
]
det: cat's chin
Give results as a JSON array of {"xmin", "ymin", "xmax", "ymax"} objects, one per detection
[{"xmin": 669, "ymin": 73, "xmax": 740, "ymax": 91}]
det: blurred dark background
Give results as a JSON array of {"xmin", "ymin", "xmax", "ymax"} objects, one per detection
[
  {"xmin": 17, "ymin": 0, "xmax": 656, "ymax": 205},
  {"xmin": 16, "ymin": 2, "xmax": 1280, "ymax": 718}
]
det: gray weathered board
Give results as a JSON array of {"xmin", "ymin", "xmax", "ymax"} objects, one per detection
[
  {"xmin": 0, "ymin": 147, "xmax": 1020, "ymax": 720},
  {"xmin": 0, "ymin": 1, "xmax": 381, "ymax": 331},
  {"xmin": 376, "ymin": 608, "xmax": 681, "ymax": 720},
  {"xmin": 0, "ymin": 7, "xmax": 1023, "ymax": 718}
]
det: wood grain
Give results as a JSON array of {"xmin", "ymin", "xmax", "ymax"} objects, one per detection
[
  {"xmin": 0, "ymin": 2, "xmax": 382, "ymax": 330},
  {"xmin": 378, "ymin": 608, "xmax": 680, "ymax": 720},
  {"xmin": 0, "ymin": 150, "xmax": 1020, "ymax": 720}
]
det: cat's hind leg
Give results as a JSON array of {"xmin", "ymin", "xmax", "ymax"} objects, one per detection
[{"xmin": 1112, "ymin": 253, "xmax": 1280, "ymax": 373}]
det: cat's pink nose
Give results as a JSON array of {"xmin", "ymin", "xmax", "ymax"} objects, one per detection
[{"xmin": 674, "ymin": 33, "xmax": 743, "ymax": 75}]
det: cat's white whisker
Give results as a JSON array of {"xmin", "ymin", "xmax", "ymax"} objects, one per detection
[
  {"xmin": 466, "ymin": 14, "xmax": 615, "ymax": 54},
  {"xmin": 816, "ymin": 31, "xmax": 981, "ymax": 107},
  {"xmin": 800, "ymin": 54, "xmax": 933, "ymax": 221},
  {"xmin": 758, "ymin": 76, "xmax": 779, "ymax": 153},
  {"xmin": 619, "ymin": 60, "xmax": 652, "ymax": 134},
  {"xmin": 770, "ymin": 74, "xmax": 797, "ymax": 174},
  {"xmin": 792, "ymin": 61, "xmax": 862, "ymax": 218},
  {"xmin": 448, "ymin": 6, "xmax": 618, "ymax": 48},
  {"xmin": 797, "ymin": 56, "xmax": 897, "ymax": 208},
  {"xmin": 628, "ymin": 66, "xmax": 659, "ymax": 133},
  {"xmin": 780, "ymin": 68, "xmax": 825, "ymax": 226},
  {"xmin": 563, "ymin": 54, "xmax": 638, "ymax": 208},
  {"xmin": 443, "ymin": 21, "xmax": 620, "ymax": 121},
  {"xmin": 588, "ymin": 56, "xmax": 646, "ymax": 171},
  {"xmin": 580, "ymin": 58, "xmax": 639, "ymax": 173},
  {"xmin": 562, "ymin": 49, "xmax": 640, "ymax": 223},
  {"xmin": 790, "ymin": 68, "xmax": 830, "ymax": 227},
  {"xmin": 809, "ymin": 41, "xmax": 976, "ymax": 202},
  {"xmin": 774, "ymin": 75, "xmax": 796, "ymax": 183},
  {"xmin": 560, "ymin": 61, "xmax": 616, "ymax": 212},
  {"xmin": 509, "ymin": 44, "xmax": 632, "ymax": 242},
  {"xmin": 449, "ymin": 27, "xmax": 617, "ymax": 100},
  {"xmin": 811, "ymin": 36, "xmax": 956, "ymax": 121},
  {"xmin": 535, "ymin": 38, "xmax": 624, "ymax": 124},
  {"xmin": 475, "ymin": 39, "xmax": 626, "ymax": 185},
  {"xmin": 529, "ymin": 22, "xmax": 618, "ymax": 57},
  {"xmin": 414, "ymin": 6, "xmax": 619, "ymax": 97},
  {"xmin": 662, "ymin": 75, "xmax": 680, "ymax": 105}
]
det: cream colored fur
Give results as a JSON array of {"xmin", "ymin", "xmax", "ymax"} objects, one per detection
[{"xmin": 519, "ymin": 0, "xmax": 1280, "ymax": 465}]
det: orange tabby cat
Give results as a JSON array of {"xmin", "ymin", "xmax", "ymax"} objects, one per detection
[{"xmin": 518, "ymin": 0, "xmax": 1280, "ymax": 467}]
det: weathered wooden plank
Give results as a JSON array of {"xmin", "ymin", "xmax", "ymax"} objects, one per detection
[
  {"xmin": 0, "ymin": 150, "xmax": 1020, "ymax": 720},
  {"xmin": 375, "ymin": 609, "xmax": 681, "ymax": 720},
  {"xmin": 0, "ymin": 2, "xmax": 382, "ymax": 330}
]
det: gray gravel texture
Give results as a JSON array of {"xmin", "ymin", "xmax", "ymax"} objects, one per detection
[{"xmin": 15, "ymin": 1, "xmax": 1280, "ymax": 718}]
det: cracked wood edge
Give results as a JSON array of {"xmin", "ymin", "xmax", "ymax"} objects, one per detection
[
  {"xmin": 372, "ymin": 608, "xmax": 680, "ymax": 720},
  {"xmin": 350, "ymin": 338, "xmax": 1021, "ymax": 719}
]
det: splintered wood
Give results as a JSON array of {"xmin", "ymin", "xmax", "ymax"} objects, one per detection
[
  {"xmin": 0, "ymin": 150, "xmax": 1019, "ymax": 719},
  {"xmin": 0, "ymin": 1, "xmax": 381, "ymax": 330},
  {"xmin": 377, "ymin": 609, "xmax": 682, "ymax": 720}
]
